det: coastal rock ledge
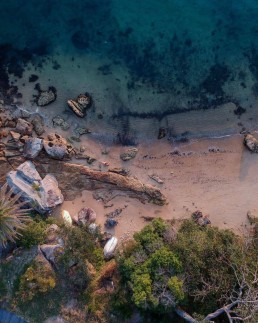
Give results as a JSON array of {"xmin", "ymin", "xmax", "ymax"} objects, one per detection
[{"xmin": 0, "ymin": 157, "xmax": 167, "ymax": 206}]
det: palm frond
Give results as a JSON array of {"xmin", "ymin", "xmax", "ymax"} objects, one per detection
[{"xmin": 0, "ymin": 182, "xmax": 31, "ymax": 248}]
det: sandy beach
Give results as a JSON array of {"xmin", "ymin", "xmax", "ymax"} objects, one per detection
[{"xmin": 50, "ymin": 133, "xmax": 257, "ymax": 241}]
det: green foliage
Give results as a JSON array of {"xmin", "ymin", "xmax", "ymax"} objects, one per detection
[
  {"xmin": 167, "ymin": 277, "xmax": 184, "ymax": 301},
  {"xmin": 18, "ymin": 257, "xmax": 56, "ymax": 301},
  {"xmin": 18, "ymin": 216, "xmax": 58, "ymax": 248},
  {"xmin": 172, "ymin": 219, "xmax": 241, "ymax": 310},
  {"xmin": 119, "ymin": 218, "xmax": 184, "ymax": 313},
  {"xmin": 0, "ymin": 183, "xmax": 30, "ymax": 247}
]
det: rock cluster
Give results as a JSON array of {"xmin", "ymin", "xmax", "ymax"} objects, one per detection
[
  {"xmin": 6, "ymin": 161, "xmax": 64, "ymax": 214},
  {"xmin": 67, "ymin": 93, "xmax": 92, "ymax": 118}
]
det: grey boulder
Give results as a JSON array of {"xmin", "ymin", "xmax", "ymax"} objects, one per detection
[
  {"xmin": 6, "ymin": 161, "xmax": 63, "ymax": 214},
  {"xmin": 23, "ymin": 137, "xmax": 43, "ymax": 159}
]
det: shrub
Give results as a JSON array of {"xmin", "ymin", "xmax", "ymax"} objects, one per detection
[{"xmin": 18, "ymin": 255, "xmax": 56, "ymax": 301}]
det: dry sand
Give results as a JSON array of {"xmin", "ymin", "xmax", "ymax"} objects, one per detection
[{"xmin": 53, "ymin": 133, "xmax": 257, "ymax": 241}]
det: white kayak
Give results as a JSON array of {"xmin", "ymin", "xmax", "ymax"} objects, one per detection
[
  {"xmin": 62, "ymin": 209, "xmax": 73, "ymax": 226},
  {"xmin": 103, "ymin": 237, "xmax": 118, "ymax": 258}
]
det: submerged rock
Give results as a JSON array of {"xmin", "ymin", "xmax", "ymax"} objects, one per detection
[
  {"xmin": 6, "ymin": 161, "xmax": 64, "ymax": 214},
  {"xmin": 120, "ymin": 147, "xmax": 138, "ymax": 161},
  {"xmin": 158, "ymin": 127, "xmax": 166, "ymax": 139},
  {"xmin": 35, "ymin": 85, "xmax": 57, "ymax": 107},
  {"xmin": 67, "ymin": 93, "xmax": 92, "ymax": 118},
  {"xmin": 244, "ymin": 134, "xmax": 258, "ymax": 153},
  {"xmin": 52, "ymin": 115, "xmax": 70, "ymax": 131}
]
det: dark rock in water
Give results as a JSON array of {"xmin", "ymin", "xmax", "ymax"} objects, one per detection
[
  {"xmin": 67, "ymin": 93, "xmax": 92, "ymax": 118},
  {"xmin": 105, "ymin": 218, "xmax": 118, "ymax": 228},
  {"xmin": 35, "ymin": 84, "xmax": 57, "ymax": 107},
  {"xmin": 158, "ymin": 127, "xmax": 166, "ymax": 139},
  {"xmin": 52, "ymin": 115, "xmax": 70, "ymax": 131},
  {"xmin": 234, "ymin": 105, "xmax": 246, "ymax": 116},
  {"xmin": 29, "ymin": 74, "xmax": 39, "ymax": 82},
  {"xmin": 244, "ymin": 134, "xmax": 258, "ymax": 153},
  {"xmin": 71, "ymin": 31, "xmax": 90, "ymax": 50}
]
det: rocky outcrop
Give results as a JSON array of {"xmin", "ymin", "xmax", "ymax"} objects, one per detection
[
  {"xmin": 33, "ymin": 158, "xmax": 167, "ymax": 205},
  {"xmin": 1, "ymin": 157, "xmax": 167, "ymax": 205},
  {"xmin": 6, "ymin": 161, "xmax": 64, "ymax": 214},
  {"xmin": 244, "ymin": 134, "xmax": 258, "ymax": 153}
]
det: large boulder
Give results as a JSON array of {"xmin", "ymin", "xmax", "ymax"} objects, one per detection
[
  {"xmin": 244, "ymin": 134, "xmax": 258, "ymax": 153},
  {"xmin": 6, "ymin": 161, "xmax": 64, "ymax": 214},
  {"xmin": 43, "ymin": 133, "xmax": 74, "ymax": 160}
]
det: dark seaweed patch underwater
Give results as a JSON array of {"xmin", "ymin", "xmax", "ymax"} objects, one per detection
[{"xmin": 1, "ymin": 0, "xmax": 258, "ymax": 135}]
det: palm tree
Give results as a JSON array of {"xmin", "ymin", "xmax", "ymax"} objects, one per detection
[{"xmin": 0, "ymin": 183, "xmax": 30, "ymax": 248}]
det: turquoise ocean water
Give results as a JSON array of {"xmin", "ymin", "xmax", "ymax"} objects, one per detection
[{"xmin": 1, "ymin": 0, "xmax": 258, "ymax": 140}]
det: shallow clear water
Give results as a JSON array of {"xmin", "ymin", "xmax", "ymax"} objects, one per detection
[{"xmin": 1, "ymin": 0, "xmax": 258, "ymax": 139}]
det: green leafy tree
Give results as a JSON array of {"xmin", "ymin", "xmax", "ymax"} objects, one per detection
[
  {"xmin": 119, "ymin": 219, "xmax": 185, "ymax": 313},
  {"xmin": 0, "ymin": 183, "xmax": 30, "ymax": 247}
]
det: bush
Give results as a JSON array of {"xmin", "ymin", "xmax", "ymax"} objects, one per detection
[
  {"xmin": 118, "ymin": 219, "xmax": 184, "ymax": 313},
  {"xmin": 18, "ymin": 255, "xmax": 56, "ymax": 301},
  {"xmin": 18, "ymin": 216, "xmax": 57, "ymax": 248}
]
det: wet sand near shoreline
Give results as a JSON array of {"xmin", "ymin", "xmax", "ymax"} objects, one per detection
[{"xmin": 52, "ymin": 134, "xmax": 257, "ymax": 240}]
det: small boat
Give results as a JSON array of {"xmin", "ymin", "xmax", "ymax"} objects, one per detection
[{"xmin": 103, "ymin": 237, "xmax": 118, "ymax": 258}]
